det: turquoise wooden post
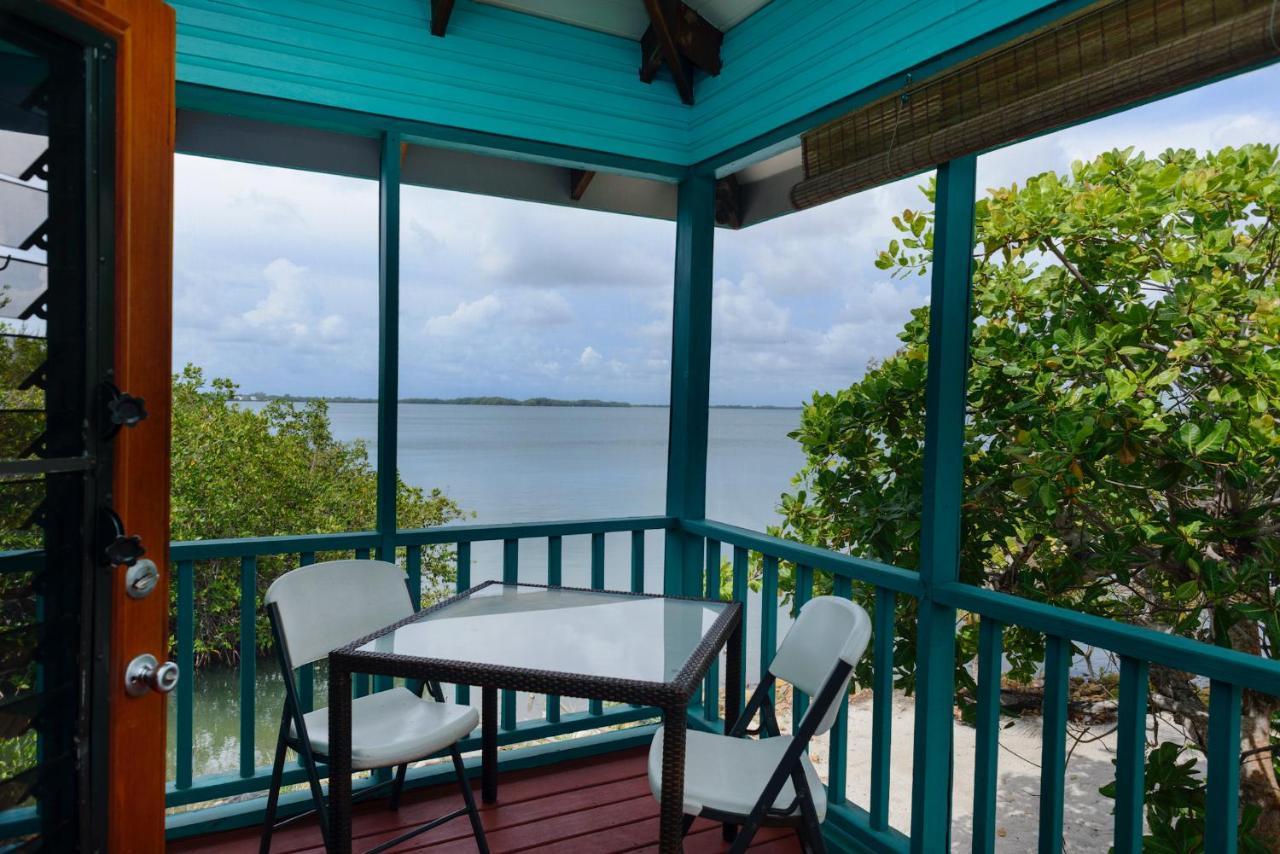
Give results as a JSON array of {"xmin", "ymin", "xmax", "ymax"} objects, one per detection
[
  {"xmin": 869, "ymin": 586, "xmax": 896, "ymax": 830},
  {"xmin": 971, "ymin": 618, "xmax": 1003, "ymax": 852},
  {"xmin": 908, "ymin": 155, "xmax": 977, "ymax": 853},
  {"xmin": 663, "ymin": 170, "xmax": 716, "ymax": 596},
  {"xmin": 1039, "ymin": 635, "xmax": 1071, "ymax": 854},
  {"xmin": 239, "ymin": 556, "xmax": 257, "ymax": 778},
  {"xmin": 1114, "ymin": 656, "xmax": 1149, "ymax": 854},
  {"xmin": 176, "ymin": 560, "xmax": 194, "ymax": 790},
  {"xmin": 372, "ymin": 132, "xmax": 402, "ymax": 720},
  {"xmin": 376, "ymin": 130, "xmax": 401, "ymax": 562},
  {"xmin": 1206, "ymin": 679, "xmax": 1243, "ymax": 854}
]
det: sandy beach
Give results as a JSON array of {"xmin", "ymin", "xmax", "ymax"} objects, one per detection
[{"xmin": 785, "ymin": 688, "xmax": 1192, "ymax": 851}]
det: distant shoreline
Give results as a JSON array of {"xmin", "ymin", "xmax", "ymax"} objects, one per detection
[{"xmin": 231, "ymin": 394, "xmax": 801, "ymax": 411}]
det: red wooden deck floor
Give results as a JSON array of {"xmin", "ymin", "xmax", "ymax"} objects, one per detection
[{"xmin": 169, "ymin": 747, "xmax": 803, "ymax": 853}]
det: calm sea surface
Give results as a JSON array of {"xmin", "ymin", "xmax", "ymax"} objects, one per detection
[{"xmin": 172, "ymin": 404, "xmax": 805, "ymax": 781}]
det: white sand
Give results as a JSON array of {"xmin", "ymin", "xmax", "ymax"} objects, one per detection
[{"xmin": 785, "ymin": 688, "xmax": 1157, "ymax": 852}]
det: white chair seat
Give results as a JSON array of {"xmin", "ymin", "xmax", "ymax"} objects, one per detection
[
  {"xmin": 293, "ymin": 687, "xmax": 479, "ymax": 771},
  {"xmin": 647, "ymin": 726, "xmax": 828, "ymax": 821}
]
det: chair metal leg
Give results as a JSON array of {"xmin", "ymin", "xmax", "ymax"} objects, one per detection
[
  {"xmin": 793, "ymin": 773, "xmax": 824, "ymax": 850},
  {"xmin": 451, "ymin": 746, "xmax": 490, "ymax": 854},
  {"xmin": 728, "ymin": 814, "xmax": 762, "ymax": 854},
  {"xmin": 259, "ymin": 707, "xmax": 291, "ymax": 854},
  {"xmin": 297, "ymin": 739, "xmax": 330, "ymax": 851},
  {"xmin": 798, "ymin": 809, "xmax": 829, "ymax": 854},
  {"xmin": 681, "ymin": 814, "xmax": 696, "ymax": 837},
  {"xmin": 388, "ymin": 763, "xmax": 409, "ymax": 811}
]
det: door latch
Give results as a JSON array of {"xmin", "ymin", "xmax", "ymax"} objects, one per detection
[{"xmin": 124, "ymin": 653, "xmax": 179, "ymax": 697}]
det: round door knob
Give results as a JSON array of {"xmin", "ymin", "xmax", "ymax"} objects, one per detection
[{"xmin": 124, "ymin": 653, "xmax": 180, "ymax": 697}]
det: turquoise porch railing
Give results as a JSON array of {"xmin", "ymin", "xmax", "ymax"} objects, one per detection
[
  {"xmin": 165, "ymin": 515, "xmax": 669, "ymax": 831},
  {"xmin": 6, "ymin": 511, "xmax": 1279, "ymax": 850},
  {"xmin": 677, "ymin": 518, "xmax": 1280, "ymax": 854}
]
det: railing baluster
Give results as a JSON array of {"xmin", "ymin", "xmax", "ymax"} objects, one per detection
[
  {"xmin": 297, "ymin": 552, "xmax": 315, "ymax": 769},
  {"xmin": 502, "ymin": 538, "xmax": 518, "ymax": 584},
  {"xmin": 761, "ymin": 554, "xmax": 779, "ymax": 702},
  {"xmin": 870, "ymin": 585, "xmax": 895, "ymax": 830},
  {"xmin": 239, "ymin": 556, "xmax": 257, "ymax": 778},
  {"xmin": 1206, "ymin": 679, "xmax": 1243, "ymax": 854},
  {"xmin": 828, "ymin": 575, "xmax": 853, "ymax": 805},
  {"xmin": 589, "ymin": 533, "xmax": 606, "ymax": 715},
  {"xmin": 352, "ymin": 547, "xmax": 371, "ymax": 697},
  {"xmin": 792, "ymin": 565, "xmax": 813, "ymax": 732},
  {"xmin": 455, "ymin": 542, "xmax": 471, "ymax": 706},
  {"xmin": 406, "ymin": 544, "xmax": 422, "ymax": 610},
  {"xmin": 176, "ymin": 560, "xmax": 194, "ymax": 790},
  {"xmin": 1114, "ymin": 656, "xmax": 1148, "ymax": 854},
  {"xmin": 972, "ymin": 617, "xmax": 1003, "ymax": 851},
  {"xmin": 630, "ymin": 530, "xmax": 644, "ymax": 593},
  {"xmin": 590, "ymin": 532, "xmax": 605, "ymax": 589},
  {"xmin": 502, "ymin": 538, "xmax": 518, "ymax": 729},
  {"xmin": 547, "ymin": 535, "xmax": 562, "ymax": 585},
  {"xmin": 731, "ymin": 546, "xmax": 749, "ymax": 718},
  {"xmin": 545, "ymin": 536, "xmax": 561, "ymax": 723},
  {"xmin": 1039, "ymin": 635, "xmax": 1071, "ymax": 854},
  {"xmin": 350, "ymin": 497, "xmax": 371, "ymax": 689},
  {"xmin": 703, "ymin": 538, "xmax": 721, "ymax": 723}
]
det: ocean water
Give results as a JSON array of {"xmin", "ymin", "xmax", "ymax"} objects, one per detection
[{"xmin": 171, "ymin": 403, "xmax": 806, "ymax": 782}]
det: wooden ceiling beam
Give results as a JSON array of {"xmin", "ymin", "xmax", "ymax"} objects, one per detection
[
  {"xmin": 569, "ymin": 169, "xmax": 596, "ymax": 201},
  {"xmin": 639, "ymin": 0, "xmax": 723, "ymax": 104},
  {"xmin": 715, "ymin": 174, "xmax": 742, "ymax": 228},
  {"xmin": 640, "ymin": 0, "xmax": 701, "ymax": 106},
  {"xmin": 430, "ymin": 0, "xmax": 455, "ymax": 37}
]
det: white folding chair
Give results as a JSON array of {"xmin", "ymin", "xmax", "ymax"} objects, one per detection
[
  {"xmin": 260, "ymin": 559, "xmax": 489, "ymax": 853},
  {"xmin": 648, "ymin": 595, "xmax": 871, "ymax": 854}
]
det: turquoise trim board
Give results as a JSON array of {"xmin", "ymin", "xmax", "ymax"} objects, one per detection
[
  {"xmin": 166, "ymin": 0, "xmax": 1072, "ymax": 169},
  {"xmin": 168, "ymin": 0, "xmax": 690, "ymax": 164}
]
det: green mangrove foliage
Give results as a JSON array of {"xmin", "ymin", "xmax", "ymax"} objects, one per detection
[
  {"xmin": 171, "ymin": 365, "xmax": 463, "ymax": 664},
  {"xmin": 782, "ymin": 146, "xmax": 1280, "ymax": 850}
]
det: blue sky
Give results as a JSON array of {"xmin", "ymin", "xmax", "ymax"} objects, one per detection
[{"xmin": 172, "ymin": 64, "xmax": 1280, "ymax": 407}]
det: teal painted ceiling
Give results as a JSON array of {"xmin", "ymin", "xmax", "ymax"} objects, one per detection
[{"xmin": 169, "ymin": 0, "xmax": 1067, "ymax": 169}]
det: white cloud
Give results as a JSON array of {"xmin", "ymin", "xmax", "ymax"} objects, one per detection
[
  {"xmin": 243, "ymin": 258, "xmax": 309, "ymax": 335},
  {"xmin": 712, "ymin": 275, "xmax": 791, "ymax": 344},
  {"xmin": 424, "ymin": 293, "xmax": 503, "ymax": 337},
  {"xmin": 424, "ymin": 290, "xmax": 573, "ymax": 339},
  {"xmin": 171, "ymin": 63, "xmax": 1280, "ymax": 405}
]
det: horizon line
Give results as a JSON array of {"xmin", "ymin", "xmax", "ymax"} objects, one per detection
[{"xmin": 229, "ymin": 393, "xmax": 803, "ymax": 411}]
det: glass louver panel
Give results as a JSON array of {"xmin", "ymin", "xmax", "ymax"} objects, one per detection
[
  {"xmin": 0, "ymin": 259, "xmax": 46, "ymax": 319},
  {"xmin": 0, "ymin": 131, "xmax": 44, "ymax": 184},
  {"xmin": 0, "ymin": 179, "xmax": 45, "ymax": 251}
]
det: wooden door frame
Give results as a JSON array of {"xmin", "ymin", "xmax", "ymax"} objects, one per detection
[{"xmin": 41, "ymin": 1, "xmax": 175, "ymax": 850}]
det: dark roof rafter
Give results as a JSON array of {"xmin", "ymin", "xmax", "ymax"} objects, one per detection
[
  {"xmin": 430, "ymin": 0, "xmax": 455, "ymax": 37},
  {"xmin": 639, "ymin": 0, "xmax": 723, "ymax": 105},
  {"xmin": 569, "ymin": 169, "xmax": 596, "ymax": 201}
]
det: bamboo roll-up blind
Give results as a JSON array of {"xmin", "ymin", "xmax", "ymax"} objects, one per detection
[{"xmin": 791, "ymin": 0, "xmax": 1280, "ymax": 210}]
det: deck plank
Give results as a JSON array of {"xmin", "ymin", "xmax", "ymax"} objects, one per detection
[{"xmin": 171, "ymin": 748, "xmax": 802, "ymax": 853}]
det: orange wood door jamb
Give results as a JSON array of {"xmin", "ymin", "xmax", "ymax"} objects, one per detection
[{"xmin": 42, "ymin": 1, "xmax": 175, "ymax": 850}]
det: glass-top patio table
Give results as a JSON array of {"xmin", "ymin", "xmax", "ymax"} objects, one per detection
[{"xmin": 327, "ymin": 581, "xmax": 744, "ymax": 853}]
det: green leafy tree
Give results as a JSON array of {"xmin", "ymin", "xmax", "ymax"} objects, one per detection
[
  {"xmin": 782, "ymin": 145, "xmax": 1280, "ymax": 848},
  {"xmin": 0, "ymin": 321, "xmax": 44, "ymax": 550},
  {"xmin": 170, "ymin": 365, "xmax": 464, "ymax": 662},
  {"xmin": 0, "ymin": 321, "xmax": 43, "ymax": 788}
]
